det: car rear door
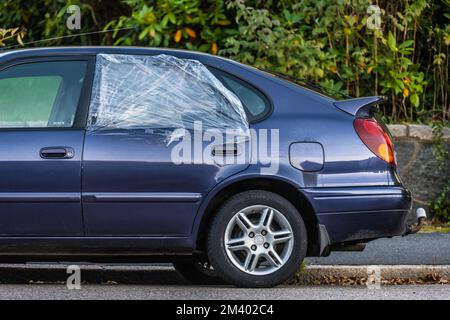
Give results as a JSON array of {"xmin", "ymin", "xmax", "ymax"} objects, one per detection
[
  {"xmin": 81, "ymin": 53, "xmax": 250, "ymax": 237},
  {"xmin": 0, "ymin": 57, "xmax": 94, "ymax": 236}
]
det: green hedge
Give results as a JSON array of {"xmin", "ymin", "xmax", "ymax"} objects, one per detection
[{"xmin": 0, "ymin": 0, "xmax": 449, "ymax": 124}]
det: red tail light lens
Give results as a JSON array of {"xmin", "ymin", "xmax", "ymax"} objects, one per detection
[{"xmin": 354, "ymin": 118, "xmax": 396, "ymax": 165}]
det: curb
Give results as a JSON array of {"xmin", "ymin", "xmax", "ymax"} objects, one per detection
[
  {"xmin": 294, "ymin": 265, "xmax": 450, "ymax": 285},
  {"xmin": 0, "ymin": 264, "xmax": 449, "ymax": 285}
]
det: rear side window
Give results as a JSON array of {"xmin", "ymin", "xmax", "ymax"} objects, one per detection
[
  {"xmin": 0, "ymin": 61, "xmax": 87, "ymax": 128},
  {"xmin": 87, "ymin": 54, "xmax": 249, "ymax": 139},
  {"xmin": 210, "ymin": 68, "xmax": 271, "ymax": 122}
]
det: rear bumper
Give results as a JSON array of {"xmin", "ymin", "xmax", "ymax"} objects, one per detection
[{"xmin": 303, "ymin": 186, "xmax": 412, "ymax": 244}]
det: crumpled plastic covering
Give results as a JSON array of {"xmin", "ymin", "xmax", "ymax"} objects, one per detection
[{"xmin": 87, "ymin": 53, "xmax": 249, "ymax": 143}]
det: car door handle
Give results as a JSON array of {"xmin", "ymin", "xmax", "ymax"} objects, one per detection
[
  {"xmin": 212, "ymin": 144, "xmax": 242, "ymax": 156},
  {"xmin": 40, "ymin": 147, "xmax": 74, "ymax": 159}
]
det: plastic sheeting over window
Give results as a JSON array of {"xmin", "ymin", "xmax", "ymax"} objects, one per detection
[{"xmin": 87, "ymin": 54, "xmax": 249, "ymax": 143}]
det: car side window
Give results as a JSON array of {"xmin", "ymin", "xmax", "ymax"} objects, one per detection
[
  {"xmin": 87, "ymin": 54, "xmax": 248, "ymax": 137},
  {"xmin": 210, "ymin": 69, "xmax": 271, "ymax": 122},
  {"xmin": 0, "ymin": 61, "xmax": 87, "ymax": 128}
]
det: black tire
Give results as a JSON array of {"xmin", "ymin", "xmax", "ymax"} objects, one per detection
[
  {"xmin": 207, "ymin": 190, "xmax": 307, "ymax": 288},
  {"xmin": 173, "ymin": 261, "xmax": 227, "ymax": 285}
]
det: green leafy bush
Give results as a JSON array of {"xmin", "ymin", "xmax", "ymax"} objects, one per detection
[
  {"xmin": 103, "ymin": 0, "xmax": 231, "ymax": 54},
  {"xmin": 0, "ymin": 27, "xmax": 25, "ymax": 46},
  {"xmin": 0, "ymin": 0, "xmax": 448, "ymax": 124},
  {"xmin": 429, "ymin": 182, "xmax": 450, "ymax": 223},
  {"xmin": 431, "ymin": 120, "xmax": 450, "ymax": 169}
]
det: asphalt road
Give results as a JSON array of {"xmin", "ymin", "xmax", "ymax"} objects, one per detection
[
  {"xmin": 0, "ymin": 284, "xmax": 448, "ymax": 300},
  {"xmin": 306, "ymin": 233, "xmax": 450, "ymax": 265}
]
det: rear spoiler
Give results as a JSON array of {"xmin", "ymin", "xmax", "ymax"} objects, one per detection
[{"xmin": 333, "ymin": 96, "xmax": 387, "ymax": 117}]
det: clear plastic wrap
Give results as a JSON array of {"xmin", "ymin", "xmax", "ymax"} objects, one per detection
[{"xmin": 87, "ymin": 54, "xmax": 249, "ymax": 143}]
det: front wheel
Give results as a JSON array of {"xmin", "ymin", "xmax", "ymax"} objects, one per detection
[{"xmin": 207, "ymin": 190, "xmax": 307, "ymax": 288}]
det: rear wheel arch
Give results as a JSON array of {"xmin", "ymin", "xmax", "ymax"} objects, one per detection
[{"xmin": 194, "ymin": 177, "xmax": 319, "ymax": 256}]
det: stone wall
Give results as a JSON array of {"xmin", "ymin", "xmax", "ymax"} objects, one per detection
[{"xmin": 387, "ymin": 124, "xmax": 450, "ymax": 221}]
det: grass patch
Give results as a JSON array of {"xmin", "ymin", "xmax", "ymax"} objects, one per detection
[{"xmin": 419, "ymin": 224, "xmax": 450, "ymax": 233}]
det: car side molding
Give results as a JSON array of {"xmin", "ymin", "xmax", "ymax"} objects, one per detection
[{"xmin": 82, "ymin": 192, "xmax": 202, "ymax": 203}]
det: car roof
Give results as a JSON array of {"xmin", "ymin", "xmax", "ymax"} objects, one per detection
[
  {"xmin": 0, "ymin": 46, "xmax": 264, "ymax": 80},
  {"xmin": 0, "ymin": 46, "xmax": 240, "ymax": 67},
  {"xmin": 1, "ymin": 45, "xmax": 204, "ymax": 56}
]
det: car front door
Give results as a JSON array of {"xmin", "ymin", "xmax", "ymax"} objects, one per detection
[{"xmin": 0, "ymin": 57, "xmax": 93, "ymax": 236}]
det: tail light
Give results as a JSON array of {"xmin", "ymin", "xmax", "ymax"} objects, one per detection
[{"xmin": 354, "ymin": 118, "xmax": 396, "ymax": 165}]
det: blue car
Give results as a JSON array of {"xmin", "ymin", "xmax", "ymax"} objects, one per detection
[{"xmin": 0, "ymin": 47, "xmax": 415, "ymax": 288}]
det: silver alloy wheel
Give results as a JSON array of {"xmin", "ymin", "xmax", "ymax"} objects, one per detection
[{"xmin": 224, "ymin": 205, "xmax": 294, "ymax": 275}]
